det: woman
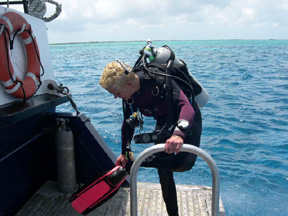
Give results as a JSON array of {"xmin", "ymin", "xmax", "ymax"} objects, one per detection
[{"xmin": 99, "ymin": 60, "xmax": 202, "ymax": 216}]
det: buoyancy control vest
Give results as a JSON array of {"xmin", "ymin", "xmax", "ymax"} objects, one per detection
[{"xmin": 122, "ymin": 43, "xmax": 209, "ymax": 145}]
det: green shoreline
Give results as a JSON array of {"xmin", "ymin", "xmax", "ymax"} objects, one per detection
[
  {"xmin": 49, "ymin": 39, "xmax": 286, "ymax": 46},
  {"xmin": 49, "ymin": 39, "xmax": 184, "ymax": 45}
]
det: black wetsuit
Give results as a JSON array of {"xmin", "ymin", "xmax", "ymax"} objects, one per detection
[{"xmin": 121, "ymin": 71, "xmax": 202, "ymax": 216}]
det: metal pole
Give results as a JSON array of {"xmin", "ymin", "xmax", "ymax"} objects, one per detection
[
  {"xmin": 23, "ymin": 0, "xmax": 29, "ymax": 14},
  {"xmin": 130, "ymin": 144, "xmax": 220, "ymax": 216}
]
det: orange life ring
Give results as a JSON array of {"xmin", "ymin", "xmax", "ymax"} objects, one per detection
[{"xmin": 0, "ymin": 12, "xmax": 41, "ymax": 99}]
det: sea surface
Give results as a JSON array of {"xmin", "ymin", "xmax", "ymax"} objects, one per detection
[{"xmin": 50, "ymin": 40, "xmax": 288, "ymax": 216}]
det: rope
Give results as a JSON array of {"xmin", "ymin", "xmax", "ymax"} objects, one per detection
[
  {"xmin": 28, "ymin": 0, "xmax": 46, "ymax": 19},
  {"xmin": 28, "ymin": 0, "xmax": 62, "ymax": 22}
]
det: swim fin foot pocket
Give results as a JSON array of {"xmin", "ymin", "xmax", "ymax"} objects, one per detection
[
  {"xmin": 69, "ymin": 161, "xmax": 133, "ymax": 215},
  {"xmin": 108, "ymin": 166, "xmax": 129, "ymax": 185}
]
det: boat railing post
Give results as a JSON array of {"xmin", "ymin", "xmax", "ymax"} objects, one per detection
[{"xmin": 129, "ymin": 144, "xmax": 220, "ymax": 216}]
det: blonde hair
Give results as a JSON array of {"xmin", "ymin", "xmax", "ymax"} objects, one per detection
[{"xmin": 99, "ymin": 61, "xmax": 136, "ymax": 91}]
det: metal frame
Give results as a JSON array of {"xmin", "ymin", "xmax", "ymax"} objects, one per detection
[
  {"xmin": 129, "ymin": 144, "xmax": 220, "ymax": 216},
  {"xmin": 0, "ymin": 0, "xmax": 29, "ymax": 13}
]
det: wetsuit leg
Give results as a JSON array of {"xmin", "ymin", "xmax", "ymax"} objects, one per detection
[
  {"xmin": 140, "ymin": 102, "xmax": 202, "ymax": 215},
  {"xmin": 158, "ymin": 169, "xmax": 179, "ymax": 216}
]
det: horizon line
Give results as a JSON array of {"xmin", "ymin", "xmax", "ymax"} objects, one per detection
[{"xmin": 49, "ymin": 39, "xmax": 288, "ymax": 45}]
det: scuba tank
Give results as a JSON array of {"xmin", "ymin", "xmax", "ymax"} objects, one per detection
[
  {"xmin": 55, "ymin": 119, "xmax": 77, "ymax": 193},
  {"xmin": 148, "ymin": 45, "xmax": 209, "ymax": 108}
]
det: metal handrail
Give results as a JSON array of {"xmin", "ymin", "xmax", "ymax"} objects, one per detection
[{"xmin": 130, "ymin": 144, "xmax": 220, "ymax": 216}]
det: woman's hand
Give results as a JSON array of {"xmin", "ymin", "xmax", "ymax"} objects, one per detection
[
  {"xmin": 165, "ymin": 135, "xmax": 184, "ymax": 154},
  {"xmin": 115, "ymin": 154, "xmax": 128, "ymax": 167}
]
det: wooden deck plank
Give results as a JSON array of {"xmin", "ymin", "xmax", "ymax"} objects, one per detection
[{"xmin": 16, "ymin": 181, "xmax": 225, "ymax": 216}]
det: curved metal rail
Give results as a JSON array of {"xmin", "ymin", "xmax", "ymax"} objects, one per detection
[{"xmin": 130, "ymin": 144, "xmax": 220, "ymax": 216}]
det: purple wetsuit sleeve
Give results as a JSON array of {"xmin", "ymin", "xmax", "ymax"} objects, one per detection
[{"xmin": 172, "ymin": 90, "xmax": 195, "ymax": 139}]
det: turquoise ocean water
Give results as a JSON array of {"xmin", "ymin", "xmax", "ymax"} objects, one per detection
[{"xmin": 51, "ymin": 40, "xmax": 288, "ymax": 216}]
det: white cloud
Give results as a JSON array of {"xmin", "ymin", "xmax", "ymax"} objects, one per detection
[{"xmin": 42, "ymin": 0, "xmax": 288, "ymax": 43}]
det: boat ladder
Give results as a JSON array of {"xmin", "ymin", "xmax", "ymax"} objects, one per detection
[{"xmin": 129, "ymin": 144, "xmax": 220, "ymax": 216}]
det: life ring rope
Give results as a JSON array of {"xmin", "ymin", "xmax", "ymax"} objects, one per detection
[
  {"xmin": 10, "ymin": 24, "xmax": 44, "ymax": 76},
  {"xmin": 1, "ymin": 25, "xmax": 15, "ymax": 85},
  {"xmin": 0, "ymin": 12, "xmax": 44, "ymax": 101}
]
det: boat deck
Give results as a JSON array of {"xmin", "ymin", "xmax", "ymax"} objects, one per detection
[{"xmin": 16, "ymin": 181, "xmax": 225, "ymax": 216}]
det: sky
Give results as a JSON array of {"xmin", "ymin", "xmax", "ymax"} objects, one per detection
[{"xmin": 9, "ymin": 0, "xmax": 288, "ymax": 43}]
